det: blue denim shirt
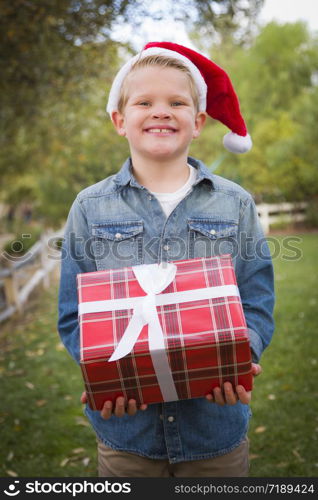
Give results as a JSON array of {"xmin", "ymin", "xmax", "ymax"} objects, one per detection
[{"xmin": 57, "ymin": 156, "xmax": 274, "ymax": 463}]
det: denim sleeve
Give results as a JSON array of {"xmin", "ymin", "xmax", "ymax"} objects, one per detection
[
  {"xmin": 235, "ymin": 197, "xmax": 275, "ymax": 363},
  {"xmin": 57, "ymin": 198, "xmax": 96, "ymax": 364}
]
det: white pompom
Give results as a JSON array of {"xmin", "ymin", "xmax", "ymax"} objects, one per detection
[{"xmin": 223, "ymin": 132, "xmax": 252, "ymax": 154}]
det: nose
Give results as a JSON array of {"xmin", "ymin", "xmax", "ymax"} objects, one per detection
[{"xmin": 151, "ymin": 106, "xmax": 171, "ymax": 119}]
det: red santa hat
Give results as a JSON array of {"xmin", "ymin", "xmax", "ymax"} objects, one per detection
[{"xmin": 106, "ymin": 41, "xmax": 252, "ymax": 154}]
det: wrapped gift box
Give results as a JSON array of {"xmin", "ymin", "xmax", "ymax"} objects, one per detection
[{"xmin": 77, "ymin": 255, "xmax": 252, "ymax": 410}]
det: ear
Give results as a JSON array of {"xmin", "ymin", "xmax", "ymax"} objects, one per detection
[
  {"xmin": 111, "ymin": 111, "xmax": 126, "ymax": 136},
  {"xmin": 193, "ymin": 111, "xmax": 207, "ymax": 139}
]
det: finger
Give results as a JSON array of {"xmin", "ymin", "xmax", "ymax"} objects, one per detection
[
  {"xmin": 252, "ymin": 363, "xmax": 262, "ymax": 376},
  {"xmin": 205, "ymin": 393, "xmax": 214, "ymax": 403},
  {"xmin": 126, "ymin": 399, "xmax": 137, "ymax": 416},
  {"xmin": 101, "ymin": 400, "xmax": 113, "ymax": 419},
  {"xmin": 223, "ymin": 382, "xmax": 238, "ymax": 405},
  {"xmin": 80, "ymin": 391, "xmax": 87, "ymax": 404},
  {"xmin": 140, "ymin": 404, "xmax": 148, "ymax": 411},
  {"xmin": 213, "ymin": 386, "xmax": 225, "ymax": 406},
  {"xmin": 114, "ymin": 396, "xmax": 126, "ymax": 417},
  {"xmin": 236, "ymin": 385, "xmax": 252, "ymax": 405}
]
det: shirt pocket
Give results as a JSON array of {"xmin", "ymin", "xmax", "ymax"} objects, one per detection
[
  {"xmin": 187, "ymin": 218, "xmax": 238, "ymax": 259},
  {"xmin": 91, "ymin": 220, "xmax": 144, "ymax": 270}
]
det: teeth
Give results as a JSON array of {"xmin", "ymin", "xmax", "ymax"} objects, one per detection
[{"xmin": 148, "ymin": 128, "xmax": 173, "ymax": 133}]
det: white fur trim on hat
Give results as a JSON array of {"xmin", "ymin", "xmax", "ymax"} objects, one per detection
[
  {"xmin": 106, "ymin": 47, "xmax": 207, "ymax": 115},
  {"xmin": 223, "ymin": 132, "xmax": 252, "ymax": 154}
]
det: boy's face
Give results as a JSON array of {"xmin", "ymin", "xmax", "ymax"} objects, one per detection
[{"xmin": 112, "ymin": 66, "xmax": 206, "ymax": 164}]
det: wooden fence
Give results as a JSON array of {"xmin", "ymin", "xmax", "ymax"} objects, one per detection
[
  {"xmin": 0, "ymin": 228, "xmax": 63, "ymax": 323},
  {"xmin": 257, "ymin": 202, "xmax": 308, "ymax": 234}
]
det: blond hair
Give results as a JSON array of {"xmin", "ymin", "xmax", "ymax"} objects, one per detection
[{"xmin": 117, "ymin": 54, "xmax": 200, "ymax": 113}]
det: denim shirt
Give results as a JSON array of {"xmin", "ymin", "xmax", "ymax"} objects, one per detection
[{"xmin": 57, "ymin": 156, "xmax": 275, "ymax": 463}]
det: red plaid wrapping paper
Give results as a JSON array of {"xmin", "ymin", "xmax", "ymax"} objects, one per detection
[{"xmin": 77, "ymin": 254, "xmax": 252, "ymax": 410}]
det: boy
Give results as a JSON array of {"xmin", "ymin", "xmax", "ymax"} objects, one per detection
[{"xmin": 58, "ymin": 42, "xmax": 274, "ymax": 477}]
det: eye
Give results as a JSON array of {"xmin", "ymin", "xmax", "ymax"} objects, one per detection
[
  {"xmin": 138, "ymin": 101, "xmax": 151, "ymax": 106},
  {"xmin": 171, "ymin": 101, "xmax": 184, "ymax": 106}
]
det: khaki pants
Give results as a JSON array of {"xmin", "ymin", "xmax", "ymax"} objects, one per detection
[{"xmin": 97, "ymin": 437, "xmax": 249, "ymax": 477}]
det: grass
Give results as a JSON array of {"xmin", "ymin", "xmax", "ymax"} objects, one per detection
[
  {"xmin": 248, "ymin": 233, "xmax": 318, "ymax": 477},
  {"xmin": 0, "ymin": 234, "xmax": 317, "ymax": 477},
  {"xmin": 0, "ymin": 269, "xmax": 97, "ymax": 477}
]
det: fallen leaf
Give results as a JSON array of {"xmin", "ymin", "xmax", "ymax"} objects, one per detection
[
  {"xmin": 64, "ymin": 395, "xmax": 73, "ymax": 401},
  {"xmin": 255, "ymin": 426, "xmax": 266, "ymax": 434},
  {"xmin": 7, "ymin": 451, "xmax": 14, "ymax": 461},
  {"xmin": 35, "ymin": 399, "xmax": 47, "ymax": 407},
  {"xmin": 55, "ymin": 343, "xmax": 65, "ymax": 351},
  {"xmin": 60, "ymin": 458, "xmax": 70, "ymax": 467},
  {"xmin": 26, "ymin": 350, "xmax": 36, "ymax": 357},
  {"xmin": 292, "ymin": 449, "xmax": 305, "ymax": 462},
  {"xmin": 82, "ymin": 457, "xmax": 90, "ymax": 467},
  {"xmin": 75, "ymin": 416, "xmax": 89, "ymax": 427},
  {"xmin": 275, "ymin": 274, "xmax": 285, "ymax": 281},
  {"xmin": 249, "ymin": 454, "xmax": 260, "ymax": 460},
  {"xmin": 268, "ymin": 394, "xmax": 276, "ymax": 400},
  {"xmin": 72, "ymin": 448, "xmax": 85, "ymax": 454},
  {"xmin": 282, "ymin": 384, "xmax": 292, "ymax": 391},
  {"xmin": 7, "ymin": 369, "xmax": 25, "ymax": 377},
  {"xmin": 13, "ymin": 418, "xmax": 21, "ymax": 431},
  {"xmin": 6, "ymin": 470, "xmax": 18, "ymax": 477},
  {"xmin": 25, "ymin": 381, "xmax": 35, "ymax": 390}
]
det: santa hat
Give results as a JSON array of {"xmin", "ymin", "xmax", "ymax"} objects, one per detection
[{"xmin": 106, "ymin": 41, "xmax": 252, "ymax": 154}]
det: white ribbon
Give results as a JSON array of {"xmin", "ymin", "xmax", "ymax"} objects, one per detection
[
  {"xmin": 79, "ymin": 263, "xmax": 240, "ymax": 402},
  {"xmin": 108, "ymin": 262, "xmax": 179, "ymax": 402}
]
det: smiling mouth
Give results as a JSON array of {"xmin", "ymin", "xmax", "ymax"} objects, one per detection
[{"xmin": 145, "ymin": 128, "xmax": 177, "ymax": 134}]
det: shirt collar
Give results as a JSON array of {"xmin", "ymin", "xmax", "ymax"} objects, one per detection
[
  {"xmin": 113, "ymin": 156, "xmax": 215, "ymax": 189},
  {"xmin": 188, "ymin": 156, "xmax": 215, "ymax": 187}
]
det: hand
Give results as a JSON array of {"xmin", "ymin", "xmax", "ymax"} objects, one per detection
[
  {"xmin": 80, "ymin": 392, "xmax": 148, "ymax": 419},
  {"xmin": 205, "ymin": 363, "xmax": 262, "ymax": 406},
  {"xmin": 100, "ymin": 397, "xmax": 148, "ymax": 420}
]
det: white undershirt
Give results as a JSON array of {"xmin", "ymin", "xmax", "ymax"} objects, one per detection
[{"xmin": 149, "ymin": 164, "xmax": 197, "ymax": 217}]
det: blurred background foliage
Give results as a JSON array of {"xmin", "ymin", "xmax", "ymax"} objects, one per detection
[{"xmin": 1, "ymin": 0, "xmax": 318, "ymax": 228}]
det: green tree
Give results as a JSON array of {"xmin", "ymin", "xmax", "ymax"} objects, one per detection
[
  {"xmin": 0, "ymin": 1, "xmax": 127, "ymax": 180},
  {"xmin": 1, "ymin": 0, "xmax": 267, "ymax": 225},
  {"xmin": 1, "ymin": 40, "xmax": 127, "ymax": 225},
  {"xmin": 204, "ymin": 22, "xmax": 318, "ymax": 202}
]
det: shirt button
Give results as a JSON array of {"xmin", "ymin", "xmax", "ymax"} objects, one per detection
[
  {"xmin": 163, "ymin": 245, "xmax": 170, "ymax": 251},
  {"xmin": 167, "ymin": 416, "xmax": 174, "ymax": 422},
  {"xmin": 115, "ymin": 233, "xmax": 122, "ymax": 239},
  {"xmin": 148, "ymin": 195, "xmax": 152, "ymax": 200},
  {"xmin": 209, "ymin": 229, "xmax": 216, "ymax": 235}
]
